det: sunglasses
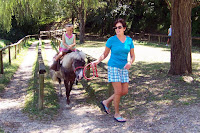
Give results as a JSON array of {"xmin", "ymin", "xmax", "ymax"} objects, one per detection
[{"xmin": 113, "ymin": 26, "xmax": 123, "ymax": 30}]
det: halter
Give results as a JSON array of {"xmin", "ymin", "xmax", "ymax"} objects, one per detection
[{"xmin": 74, "ymin": 63, "xmax": 98, "ymax": 80}]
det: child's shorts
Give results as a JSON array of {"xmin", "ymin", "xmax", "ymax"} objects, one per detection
[
  {"xmin": 108, "ymin": 66, "xmax": 129, "ymax": 83},
  {"xmin": 59, "ymin": 47, "xmax": 76, "ymax": 53}
]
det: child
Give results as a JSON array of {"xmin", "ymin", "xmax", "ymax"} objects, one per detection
[
  {"xmin": 166, "ymin": 25, "xmax": 172, "ymax": 46},
  {"xmin": 50, "ymin": 24, "xmax": 76, "ymax": 71}
]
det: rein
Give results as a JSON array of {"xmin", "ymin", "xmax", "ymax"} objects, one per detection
[{"xmin": 74, "ymin": 63, "xmax": 98, "ymax": 80}]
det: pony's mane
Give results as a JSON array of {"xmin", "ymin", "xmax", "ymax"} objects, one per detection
[{"xmin": 62, "ymin": 51, "xmax": 86, "ymax": 69}]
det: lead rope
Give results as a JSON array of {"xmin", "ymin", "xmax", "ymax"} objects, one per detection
[
  {"xmin": 74, "ymin": 63, "xmax": 98, "ymax": 80},
  {"xmin": 83, "ymin": 63, "xmax": 98, "ymax": 80}
]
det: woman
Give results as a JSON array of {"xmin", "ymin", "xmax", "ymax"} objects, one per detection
[
  {"xmin": 166, "ymin": 25, "xmax": 172, "ymax": 46},
  {"xmin": 92, "ymin": 18, "xmax": 135, "ymax": 122}
]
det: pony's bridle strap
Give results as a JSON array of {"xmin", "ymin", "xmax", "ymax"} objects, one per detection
[{"xmin": 74, "ymin": 66, "xmax": 84, "ymax": 73}]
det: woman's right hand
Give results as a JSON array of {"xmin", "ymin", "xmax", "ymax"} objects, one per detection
[{"xmin": 91, "ymin": 60, "xmax": 100, "ymax": 65}]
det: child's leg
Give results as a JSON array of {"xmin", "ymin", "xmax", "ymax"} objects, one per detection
[
  {"xmin": 55, "ymin": 52, "xmax": 63, "ymax": 61},
  {"xmin": 51, "ymin": 52, "xmax": 63, "ymax": 71}
]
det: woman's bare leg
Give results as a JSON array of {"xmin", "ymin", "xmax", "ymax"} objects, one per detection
[{"xmin": 103, "ymin": 82, "xmax": 128, "ymax": 109}]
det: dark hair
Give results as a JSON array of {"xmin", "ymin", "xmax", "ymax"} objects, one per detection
[{"xmin": 113, "ymin": 18, "xmax": 126, "ymax": 28}]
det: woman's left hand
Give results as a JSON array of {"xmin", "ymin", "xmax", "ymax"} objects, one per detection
[{"xmin": 124, "ymin": 62, "xmax": 131, "ymax": 70}]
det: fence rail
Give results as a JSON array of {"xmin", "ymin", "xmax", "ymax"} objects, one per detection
[
  {"xmin": 0, "ymin": 34, "xmax": 38, "ymax": 74},
  {"xmin": 40, "ymin": 29, "xmax": 200, "ymax": 44},
  {"xmin": 38, "ymin": 38, "xmax": 46, "ymax": 110},
  {"xmin": 133, "ymin": 33, "xmax": 200, "ymax": 44}
]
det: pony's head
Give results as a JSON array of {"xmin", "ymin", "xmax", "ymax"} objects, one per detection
[{"xmin": 62, "ymin": 51, "xmax": 86, "ymax": 80}]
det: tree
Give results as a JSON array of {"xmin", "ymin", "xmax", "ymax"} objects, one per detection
[
  {"xmin": 165, "ymin": 0, "xmax": 200, "ymax": 75},
  {"xmin": 0, "ymin": 0, "xmax": 58, "ymax": 32},
  {"xmin": 65, "ymin": 0, "xmax": 99, "ymax": 44}
]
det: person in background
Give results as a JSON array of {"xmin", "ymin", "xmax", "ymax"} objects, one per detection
[
  {"xmin": 166, "ymin": 25, "xmax": 172, "ymax": 46},
  {"xmin": 92, "ymin": 18, "xmax": 135, "ymax": 122},
  {"xmin": 50, "ymin": 24, "xmax": 76, "ymax": 71}
]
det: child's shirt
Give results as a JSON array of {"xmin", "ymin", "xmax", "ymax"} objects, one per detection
[{"xmin": 60, "ymin": 33, "xmax": 75, "ymax": 49}]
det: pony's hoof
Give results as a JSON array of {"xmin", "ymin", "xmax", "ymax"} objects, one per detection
[{"xmin": 66, "ymin": 104, "xmax": 71, "ymax": 109}]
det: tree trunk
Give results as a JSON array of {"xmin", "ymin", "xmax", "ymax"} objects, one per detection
[
  {"xmin": 71, "ymin": 12, "xmax": 75, "ymax": 25},
  {"xmin": 79, "ymin": 0, "xmax": 85, "ymax": 44},
  {"xmin": 168, "ymin": 0, "xmax": 192, "ymax": 75}
]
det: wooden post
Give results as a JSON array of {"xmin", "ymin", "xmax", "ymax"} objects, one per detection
[
  {"xmin": 15, "ymin": 45, "xmax": 17, "ymax": 59},
  {"xmin": 8, "ymin": 46, "xmax": 11, "ymax": 64},
  {"xmin": 38, "ymin": 73, "xmax": 44, "ymax": 110},
  {"xmin": 108, "ymin": 83, "xmax": 113, "ymax": 97},
  {"xmin": 0, "ymin": 51, "xmax": 3, "ymax": 74},
  {"xmin": 38, "ymin": 38, "xmax": 46, "ymax": 110},
  {"xmin": 158, "ymin": 36, "xmax": 161, "ymax": 44},
  {"xmin": 86, "ymin": 57, "xmax": 91, "ymax": 78},
  {"xmin": 19, "ymin": 42, "xmax": 21, "ymax": 51},
  {"xmin": 148, "ymin": 35, "xmax": 150, "ymax": 42},
  {"xmin": 18, "ymin": 43, "xmax": 20, "ymax": 53}
]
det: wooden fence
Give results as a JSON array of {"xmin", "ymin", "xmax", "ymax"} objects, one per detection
[
  {"xmin": 38, "ymin": 38, "xmax": 46, "ymax": 110},
  {"xmin": 40, "ymin": 29, "xmax": 200, "ymax": 45},
  {"xmin": 0, "ymin": 35, "xmax": 38, "ymax": 74},
  {"xmin": 133, "ymin": 33, "xmax": 200, "ymax": 44}
]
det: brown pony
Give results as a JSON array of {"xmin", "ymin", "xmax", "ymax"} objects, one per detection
[{"xmin": 51, "ymin": 51, "xmax": 86, "ymax": 107}]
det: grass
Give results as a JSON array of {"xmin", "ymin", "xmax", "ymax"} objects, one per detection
[
  {"xmin": 23, "ymin": 41, "xmax": 59, "ymax": 121},
  {"xmin": 135, "ymin": 40, "xmax": 200, "ymax": 53},
  {"xmin": 0, "ymin": 39, "xmax": 10, "ymax": 48},
  {"xmin": 0, "ymin": 38, "xmax": 36, "ymax": 92},
  {"xmin": 75, "ymin": 40, "xmax": 200, "ymax": 118}
]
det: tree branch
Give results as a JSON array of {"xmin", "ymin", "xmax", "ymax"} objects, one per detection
[
  {"xmin": 192, "ymin": 1, "xmax": 200, "ymax": 8},
  {"xmin": 164, "ymin": 0, "xmax": 172, "ymax": 10}
]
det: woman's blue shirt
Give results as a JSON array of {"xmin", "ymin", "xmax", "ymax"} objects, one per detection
[{"xmin": 106, "ymin": 35, "xmax": 134, "ymax": 69}]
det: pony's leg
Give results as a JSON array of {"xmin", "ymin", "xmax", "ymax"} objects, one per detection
[
  {"xmin": 69, "ymin": 81, "xmax": 74, "ymax": 95},
  {"xmin": 64, "ymin": 80, "xmax": 70, "ymax": 105},
  {"xmin": 57, "ymin": 77, "xmax": 62, "ymax": 97},
  {"xmin": 75, "ymin": 78, "xmax": 78, "ymax": 85}
]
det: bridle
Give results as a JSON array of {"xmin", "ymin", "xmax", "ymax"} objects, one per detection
[{"xmin": 74, "ymin": 62, "xmax": 98, "ymax": 80}]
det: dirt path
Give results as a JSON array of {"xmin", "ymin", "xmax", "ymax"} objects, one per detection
[{"xmin": 0, "ymin": 41, "xmax": 200, "ymax": 133}]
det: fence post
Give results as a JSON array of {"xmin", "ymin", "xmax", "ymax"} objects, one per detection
[
  {"xmin": 148, "ymin": 35, "xmax": 150, "ymax": 42},
  {"xmin": 108, "ymin": 83, "xmax": 113, "ymax": 97},
  {"xmin": 86, "ymin": 57, "xmax": 91, "ymax": 78},
  {"xmin": 158, "ymin": 36, "xmax": 161, "ymax": 44},
  {"xmin": 38, "ymin": 38, "xmax": 46, "ymax": 110},
  {"xmin": 0, "ymin": 51, "xmax": 3, "ymax": 74},
  {"xmin": 8, "ymin": 46, "xmax": 11, "ymax": 65},
  {"xmin": 15, "ymin": 45, "xmax": 17, "ymax": 59},
  {"xmin": 38, "ymin": 73, "xmax": 44, "ymax": 110},
  {"xmin": 18, "ymin": 43, "xmax": 20, "ymax": 54}
]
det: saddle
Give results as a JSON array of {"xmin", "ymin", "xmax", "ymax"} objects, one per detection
[{"xmin": 50, "ymin": 50, "xmax": 73, "ymax": 71}]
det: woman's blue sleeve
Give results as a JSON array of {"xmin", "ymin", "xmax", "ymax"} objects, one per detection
[
  {"xmin": 106, "ymin": 38, "xmax": 112, "ymax": 48},
  {"xmin": 130, "ymin": 38, "xmax": 134, "ymax": 49}
]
